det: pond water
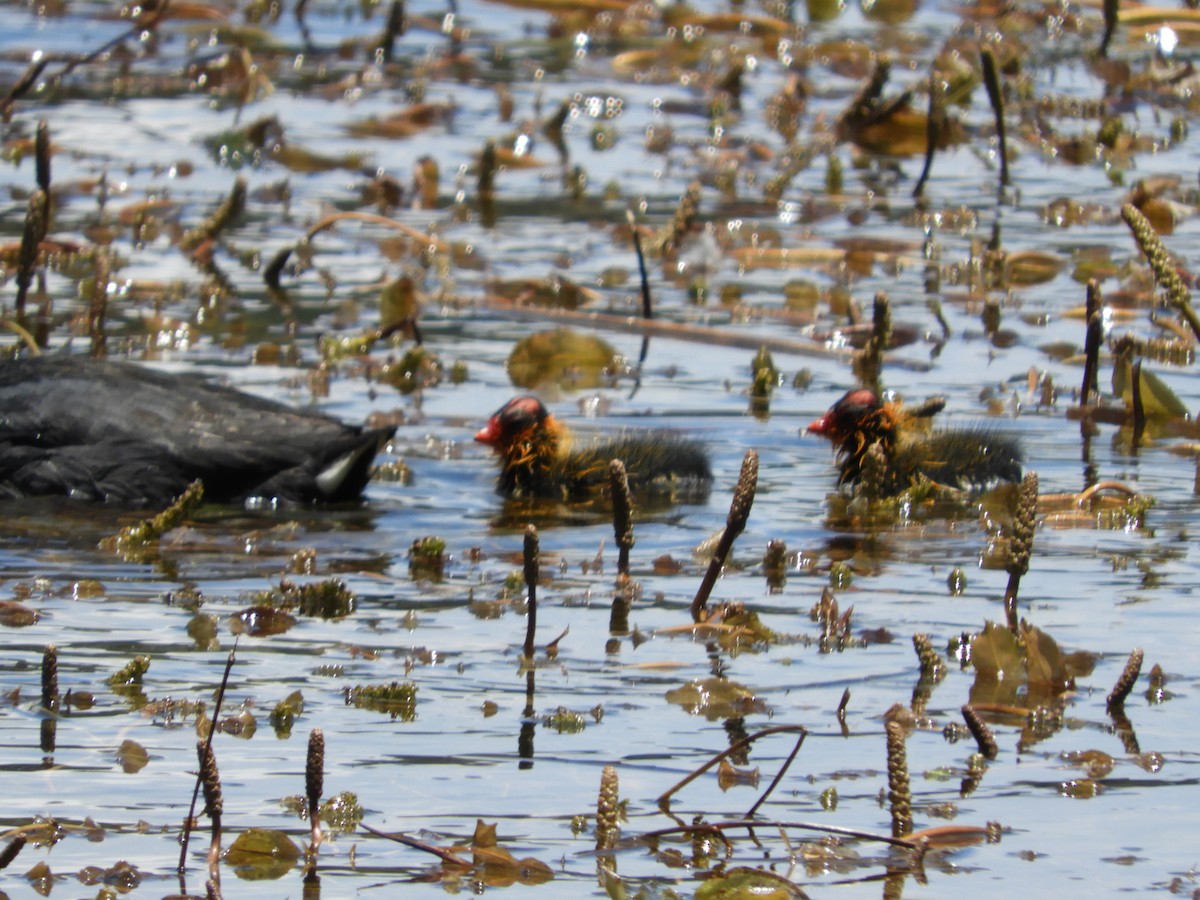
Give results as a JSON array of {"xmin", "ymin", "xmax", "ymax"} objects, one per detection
[{"xmin": 1, "ymin": 0, "xmax": 1199, "ymax": 897}]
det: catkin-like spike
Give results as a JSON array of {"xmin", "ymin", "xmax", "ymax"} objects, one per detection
[
  {"xmin": 1122, "ymin": 203, "xmax": 1200, "ymax": 341},
  {"xmin": 306, "ymin": 728, "xmax": 325, "ymax": 819},
  {"xmin": 41, "ymin": 644, "xmax": 59, "ymax": 712},
  {"xmin": 658, "ymin": 180, "xmax": 701, "ymax": 259},
  {"xmin": 912, "ymin": 633, "xmax": 946, "ymax": 681},
  {"xmin": 523, "ymin": 525, "xmax": 539, "ymax": 660},
  {"xmin": 885, "ymin": 721, "xmax": 912, "ymax": 838},
  {"xmin": 961, "ymin": 703, "xmax": 999, "ymax": 759},
  {"xmin": 1100, "ymin": 0, "xmax": 1118, "ymax": 55},
  {"xmin": 853, "ymin": 292, "xmax": 892, "ymax": 393},
  {"xmin": 857, "ymin": 441, "xmax": 888, "ymax": 502},
  {"xmin": 180, "ymin": 178, "xmax": 246, "ymax": 252},
  {"xmin": 691, "ymin": 451, "xmax": 758, "ymax": 622},
  {"xmin": 0, "ymin": 835, "xmax": 27, "ymax": 870},
  {"xmin": 1003, "ymin": 471, "xmax": 1038, "ymax": 632},
  {"xmin": 595, "ymin": 765, "xmax": 620, "ymax": 850},
  {"xmin": 913, "ymin": 70, "xmax": 944, "ymax": 198},
  {"xmin": 35, "ymin": 120, "xmax": 51, "ymax": 194},
  {"xmin": 15, "ymin": 188, "xmax": 47, "ymax": 319},
  {"xmin": 979, "ymin": 45, "xmax": 1009, "ymax": 187},
  {"xmin": 478, "ymin": 139, "xmax": 497, "ymax": 196},
  {"xmin": 1007, "ymin": 472, "xmax": 1039, "ymax": 578},
  {"xmin": 198, "ymin": 740, "xmax": 223, "ymax": 818},
  {"xmin": 1107, "ymin": 648, "xmax": 1143, "ymax": 709},
  {"xmin": 1081, "ymin": 281, "xmax": 1103, "ymax": 405},
  {"xmin": 609, "ymin": 460, "xmax": 635, "ymax": 577}
]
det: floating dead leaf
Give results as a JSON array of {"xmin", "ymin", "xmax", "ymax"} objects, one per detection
[
  {"xmin": 695, "ymin": 866, "xmax": 808, "ymax": 898},
  {"xmin": 1061, "ymin": 749, "xmax": 1114, "ymax": 779},
  {"xmin": 460, "ymin": 820, "xmax": 554, "ymax": 886},
  {"xmin": 1005, "ymin": 251, "xmax": 1066, "ymax": 287},
  {"xmin": 230, "ymin": 605, "xmax": 297, "ymax": 637},
  {"xmin": 0, "ymin": 601, "xmax": 38, "ymax": 628},
  {"xmin": 971, "ymin": 625, "xmax": 1022, "ymax": 681},
  {"xmin": 116, "ymin": 739, "xmax": 149, "ymax": 774},
  {"xmin": 667, "ymin": 11, "xmax": 794, "ymax": 41},
  {"xmin": 480, "ymin": 0, "xmax": 631, "ymax": 14},
  {"xmin": 345, "ymin": 103, "xmax": 451, "ymax": 140},
  {"xmin": 907, "ymin": 824, "xmax": 991, "ymax": 848},
  {"xmin": 270, "ymin": 144, "xmax": 369, "ymax": 174},
  {"xmin": 665, "ymin": 677, "xmax": 769, "ymax": 721},
  {"xmin": 491, "ymin": 275, "xmax": 599, "ymax": 310},
  {"xmin": 1021, "ymin": 622, "xmax": 1073, "ymax": 693},
  {"xmin": 730, "ymin": 246, "xmax": 845, "ymax": 271},
  {"xmin": 78, "ymin": 861, "xmax": 140, "ymax": 890},
  {"xmin": 507, "ymin": 328, "xmax": 621, "ymax": 390},
  {"xmin": 225, "ymin": 828, "xmax": 302, "ymax": 878}
]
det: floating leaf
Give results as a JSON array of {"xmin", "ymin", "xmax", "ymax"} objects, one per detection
[
  {"xmin": 695, "ymin": 866, "xmax": 808, "ymax": 898},
  {"xmin": 665, "ymin": 677, "xmax": 770, "ymax": 721},
  {"xmin": 970, "ymin": 622, "xmax": 1023, "ymax": 683},
  {"xmin": 1021, "ymin": 622, "xmax": 1073, "ymax": 693},
  {"xmin": 230, "ymin": 605, "xmax": 297, "ymax": 637},
  {"xmin": 226, "ymin": 828, "xmax": 302, "ymax": 879},
  {"xmin": 507, "ymin": 328, "xmax": 621, "ymax": 390},
  {"xmin": 1005, "ymin": 251, "xmax": 1066, "ymax": 287},
  {"xmin": 116, "ymin": 739, "xmax": 149, "ymax": 774},
  {"xmin": 0, "ymin": 601, "xmax": 38, "ymax": 628}
]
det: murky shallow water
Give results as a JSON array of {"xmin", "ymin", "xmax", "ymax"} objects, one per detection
[{"xmin": 2, "ymin": 0, "xmax": 1200, "ymax": 896}]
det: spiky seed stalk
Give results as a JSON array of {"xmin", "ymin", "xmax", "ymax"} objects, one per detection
[
  {"xmin": 1107, "ymin": 648, "xmax": 1143, "ymax": 710},
  {"xmin": 912, "ymin": 633, "xmax": 946, "ymax": 681},
  {"xmin": 307, "ymin": 728, "xmax": 325, "ymax": 848},
  {"xmin": 41, "ymin": 644, "xmax": 59, "ymax": 712},
  {"xmin": 1080, "ymin": 280, "xmax": 1103, "ymax": 406},
  {"xmin": 857, "ymin": 441, "xmax": 888, "ymax": 502},
  {"xmin": 1100, "ymin": 0, "xmax": 1119, "ymax": 55},
  {"xmin": 15, "ymin": 188, "xmax": 47, "ymax": 320},
  {"xmin": 1004, "ymin": 471, "xmax": 1038, "ymax": 632},
  {"xmin": 89, "ymin": 247, "xmax": 109, "ymax": 357},
  {"xmin": 595, "ymin": 765, "xmax": 620, "ymax": 850},
  {"xmin": 35, "ymin": 120, "xmax": 51, "ymax": 194},
  {"xmin": 180, "ymin": 178, "xmax": 246, "ymax": 252},
  {"xmin": 523, "ymin": 525, "xmax": 539, "ymax": 660},
  {"xmin": 885, "ymin": 721, "xmax": 913, "ymax": 838},
  {"xmin": 609, "ymin": 460, "xmax": 634, "ymax": 577},
  {"xmin": 197, "ymin": 739, "xmax": 223, "ymax": 868},
  {"xmin": 979, "ymin": 45, "xmax": 1009, "ymax": 187},
  {"xmin": 1122, "ymin": 203, "xmax": 1200, "ymax": 341},
  {"xmin": 691, "ymin": 451, "xmax": 758, "ymax": 622},
  {"xmin": 961, "ymin": 703, "xmax": 999, "ymax": 759},
  {"xmin": 658, "ymin": 180, "xmax": 701, "ymax": 259},
  {"xmin": 198, "ymin": 741, "xmax": 223, "ymax": 819},
  {"xmin": 0, "ymin": 835, "xmax": 26, "ymax": 870},
  {"xmin": 913, "ymin": 69, "xmax": 944, "ymax": 198},
  {"xmin": 377, "ymin": 0, "xmax": 405, "ymax": 62},
  {"xmin": 477, "ymin": 139, "xmax": 497, "ymax": 196}
]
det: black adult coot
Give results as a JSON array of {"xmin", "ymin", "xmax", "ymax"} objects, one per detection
[
  {"xmin": 474, "ymin": 395, "xmax": 711, "ymax": 500},
  {"xmin": 807, "ymin": 388, "xmax": 1023, "ymax": 494},
  {"xmin": 0, "ymin": 356, "xmax": 395, "ymax": 506}
]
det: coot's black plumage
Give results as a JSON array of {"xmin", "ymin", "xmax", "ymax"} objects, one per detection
[{"xmin": 0, "ymin": 356, "xmax": 394, "ymax": 506}]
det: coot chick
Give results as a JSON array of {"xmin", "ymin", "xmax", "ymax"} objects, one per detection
[
  {"xmin": 475, "ymin": 396, "xmax": 711, "ymax": 500},
  {"xmin": 0, "ymin": 356, "xmax": 395, "ymax": 506},
  {"xmin": 807, "ymin": 388, "xmax": 1022, "ymax": 494}
]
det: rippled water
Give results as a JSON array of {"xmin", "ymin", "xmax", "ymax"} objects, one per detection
[{"xmin": 1, "ymin": 0, "xmax": 1199, "ymax": 896}]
